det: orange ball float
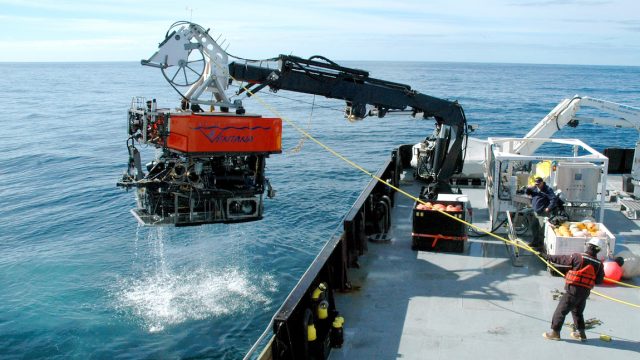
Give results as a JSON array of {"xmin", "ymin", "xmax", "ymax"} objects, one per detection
[{"xmin": 603, "ymin": 261, "xmax": 623, "ymax": 284}]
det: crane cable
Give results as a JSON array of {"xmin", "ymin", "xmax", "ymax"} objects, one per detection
[
  {"xmin": 288, "ymin": 95, "xmax": 316, "ymax": 153},
  {"xmin": 221, "ymin": 68, "xmax": 640, "ymax": 307}
]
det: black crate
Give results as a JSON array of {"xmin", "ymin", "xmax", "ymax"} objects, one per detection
[
  {"xmin": 411, "ymin": 201, "xmax": 467, "ymax": 252},
  {"xmin": 412, "ymin": 202, "xmax": 466, "ymax": 237},
  {"xmin": 411, "ymin": 234, "xmax": 465, "ymax": 252},
  {"xmin": 412, "ymin": 201, "xmax": 467, "ymax": 253}
]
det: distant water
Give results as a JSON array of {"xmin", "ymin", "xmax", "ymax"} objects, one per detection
[{"xmin": 0, "ymin": 61, "xmax": 639, "ymax": 359}]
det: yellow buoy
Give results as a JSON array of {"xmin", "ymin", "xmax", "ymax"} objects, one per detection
[
  {"xmin": 307, "ymin": 324, "xmax": 317, "ymax": 341},
  {"xmin": 317, "ymin": 300, "xmax": 329, "ymax": 320},
  {"xmin": 311, "ymin": 282, "xmax": 327, "ymax": 301}
]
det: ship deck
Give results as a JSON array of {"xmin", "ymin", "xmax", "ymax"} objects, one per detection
[{"xmin": 329, "ymin": 172, "xmax": 640, "ymax": 359}]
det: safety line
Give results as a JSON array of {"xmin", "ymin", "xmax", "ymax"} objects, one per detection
[
  {"xmin": 605, "ymin": 278, "xmax": 640, "ymax": 289},
  {"xmin": 225, "ymin": 71, "xmax": 640, "ymax": 308}
]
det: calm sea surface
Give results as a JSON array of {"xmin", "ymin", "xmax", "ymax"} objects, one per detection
[{"xmin": 1, "ymin": 61, "xmax": 639, "ymax": 359}]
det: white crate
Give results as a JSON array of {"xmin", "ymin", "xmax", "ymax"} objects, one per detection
[{"xmin": 544, "ymin": 222, "xmax": 615, "ymax": 261}]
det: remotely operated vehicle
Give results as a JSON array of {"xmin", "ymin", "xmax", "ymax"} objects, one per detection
[{"xmin": 117, "ymin": 21, "xmax": 470, "ymax": 226}]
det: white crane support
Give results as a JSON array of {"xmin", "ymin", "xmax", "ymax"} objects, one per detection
[
  {"xmin": 516, "ymin": 97, "xmax": 579, "ymax": 151},
  {"xmin": 579, "ymin": 97, "xmax": 640, "ymax": 129},
  {"xmin": 141, "ymin": 22, "xmax": 234, "ymax": 108},
  {"xmin": 513, "ymin": 96, "xmax": 640, "ymax": 192},
  {"xmin": 572, "ymin": 116, "xmax": 636, "ymax": 128},
  {"xmin": 515, "ymin": 96, "xmax": 640, "ymax": 155}
]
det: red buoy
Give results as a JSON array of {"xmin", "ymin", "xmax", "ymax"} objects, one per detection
[{"xmin": 603, "ymin": 261, "xmax": 623, "ymax": 284}]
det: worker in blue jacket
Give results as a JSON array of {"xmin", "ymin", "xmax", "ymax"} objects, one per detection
[{"xmin": 525, "ymin": 177, "xmax": 559, "ymax": 248}]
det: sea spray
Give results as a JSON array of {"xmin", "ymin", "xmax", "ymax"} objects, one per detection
[{"xmin": 115, "ymin": 226, "xmax": 277, "ymax": 332}]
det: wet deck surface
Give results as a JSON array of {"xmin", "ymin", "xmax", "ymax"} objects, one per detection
[{"xmin": 330, "ymin": 173, "xmax": 640, "ymax": 359}]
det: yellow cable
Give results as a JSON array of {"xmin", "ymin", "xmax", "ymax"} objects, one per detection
[
  {"xmin": 591, "ymin": 290, "xmax": 640, "ymax": 308},
  {"xmin": 224, "ymin": 70, "xmax": 640, "ymax": 307},
  {"xmin": 606, "ymin": 278, "xmax": 640, "ymax": 289}
]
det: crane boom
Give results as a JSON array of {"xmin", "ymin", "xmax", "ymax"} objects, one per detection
[
  {"xmin": 229, "ymin": 55, "xmax": 468, "ymax": 195},
  {"xmin": 228, "ymin": 55, "xmax": 464, "ymax": 124}
]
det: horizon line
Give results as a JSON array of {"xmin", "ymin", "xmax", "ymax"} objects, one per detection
[{"xmin": 1, "ymin": 59, "xmax": 638, "ymax": 68}]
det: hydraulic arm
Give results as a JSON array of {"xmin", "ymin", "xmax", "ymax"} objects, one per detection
[{"xmin": 229, "ymin": 55, "xmax": 468, "ymax": 195}]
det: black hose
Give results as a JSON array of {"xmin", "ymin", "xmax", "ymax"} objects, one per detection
[{"xmin": 468, "ymin": 218, "xmax": 507, "ymax": 237}]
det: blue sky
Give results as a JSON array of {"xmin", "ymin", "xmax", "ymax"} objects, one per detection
[{"xmin": 0, "ymin": 0, "xmax": 638, "ymax": 65}]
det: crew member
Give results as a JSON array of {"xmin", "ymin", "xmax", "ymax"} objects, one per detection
[
  {"xmin": 526, "ymin": 177, "xmax": 559, "ymax": 248},
  {"xmin": 540, "ymin": 238, "xmax": 605, "ymax": 341}
]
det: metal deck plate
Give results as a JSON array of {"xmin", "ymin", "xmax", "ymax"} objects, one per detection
[
  {"xmin": 330, "ymin": 174, "xmax": 640, "ymax": 360},
  {"xmin": 619, "ymin": 198, "xmax": 640, "ymax": 220}
]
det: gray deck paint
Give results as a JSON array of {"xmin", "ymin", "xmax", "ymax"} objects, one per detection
[{"xmin": 330, "ymin": 172, "xmax": 640, "ymax": 359}]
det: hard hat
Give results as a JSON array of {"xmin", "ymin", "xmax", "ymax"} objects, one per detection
[{"xmin": 586, "ymin": 237, "xmax": 603, "ymax": 251}]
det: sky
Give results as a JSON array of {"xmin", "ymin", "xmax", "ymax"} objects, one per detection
[{"xmin": 0, "ymin": 0, "xmax": 638, "ymax": 65}]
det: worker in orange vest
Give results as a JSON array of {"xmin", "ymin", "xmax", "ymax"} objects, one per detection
[{"xmin": 540, "ymin": 237, "xmax": 605, "ymax": 341}]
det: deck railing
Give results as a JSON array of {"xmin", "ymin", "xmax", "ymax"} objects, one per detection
[{"xmin": 244, "ymin": 146, "xmax": 409, "ymax": 360}]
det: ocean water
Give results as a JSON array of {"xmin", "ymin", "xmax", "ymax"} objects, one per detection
[{"xmin": 0, "ymin": 61, "xmax": 639, "ymax": 359}]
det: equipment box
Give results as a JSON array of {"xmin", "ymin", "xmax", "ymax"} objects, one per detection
[
  {"xmin": 544, "ymin": 221, "xmax": 615, "ymax": 261},
  {"xmin": 411, "ymin": 194, "xmax": 468, "ymax": 253}
]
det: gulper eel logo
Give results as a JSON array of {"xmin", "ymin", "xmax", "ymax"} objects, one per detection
[{"xmin": 194, "ymin": 124, "xmax": 272, "ymax": 143}]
